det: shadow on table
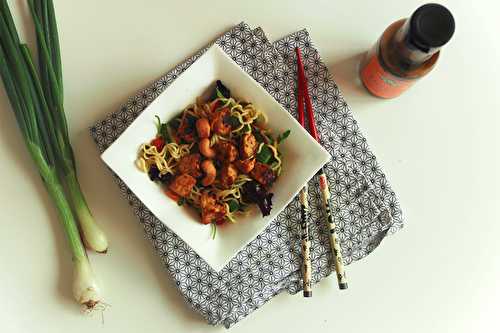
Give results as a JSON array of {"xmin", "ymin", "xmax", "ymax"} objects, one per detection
[{"xmin": 328, "ymin": 52, "xmax": 367, "ymax": 98}]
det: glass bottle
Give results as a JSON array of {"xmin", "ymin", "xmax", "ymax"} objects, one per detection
[{"xmin": 360, "ymin": 3, "xmax": 455, "ymax": 99}]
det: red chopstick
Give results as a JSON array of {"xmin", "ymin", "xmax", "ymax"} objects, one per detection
[
  {"xmin": 295, "ymin": 48, "xmax": 319, "ymax": 141},
  {"xmin": 295, "ymin": 47, "xmax": 348, "ymax": 290}
]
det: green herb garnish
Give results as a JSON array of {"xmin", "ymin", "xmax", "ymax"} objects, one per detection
[
  {"xmin": 216, "ymin": 87, "xmax": 225, "ymax": 99},
  {"xmin": 211, "ymin": 222, "xmax": 217, "ymax": 239},
  {"xmin": 256, "ymin": 145, "xmax": 273, "ymax": 164},
  {"xmin": 227, "ymin": 199, "xmax": 239, "ymax": 212},
  {"xmin": 277, "ymin": 129, "xmax": 291, "ymax": 144},
  {"xmin": 155, "ymin": 115, "xmax": 172, "ymax": 142},
  {"xmin": 227, "ymin": 115, "xmax": 240, "ymax": 128},
  {"xmin": 254, "ymin": 131, "xmax": 265, "ymax": 143}
]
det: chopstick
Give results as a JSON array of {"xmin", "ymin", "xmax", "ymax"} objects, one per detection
[
  {"xmin": 296, "ymin": 52, "xmax": 312, "ymax": 297},
  {"xmin": 295, "ymin": 47, "xmax": 348, "ymax": 290},
  {"xmin": 299, "ymin": 186, "xmax": 312, "ymax": 297}
]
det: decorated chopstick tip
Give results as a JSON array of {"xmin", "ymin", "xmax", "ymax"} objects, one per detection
[{"xmin": 299, "ymin": 187, "xmax": 313, "ymax": 297}]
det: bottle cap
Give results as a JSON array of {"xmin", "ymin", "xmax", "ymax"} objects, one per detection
[{"xmin": 409, "ymin": 3, "xmax": 455, "ymax": 52}]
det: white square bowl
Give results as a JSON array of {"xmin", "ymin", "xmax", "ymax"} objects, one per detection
[{"xmin": 101, "ymin": 45, "xmax": 330, "ymax": 271}]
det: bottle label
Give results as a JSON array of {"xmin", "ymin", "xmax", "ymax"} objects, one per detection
[{"xmin": 360, "ymin": 53, "xmax": 414, "ymax": 98}]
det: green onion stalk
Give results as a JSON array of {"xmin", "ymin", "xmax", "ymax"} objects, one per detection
[
  {"xmin": 0, "ymin": 0, "xmax": 104, "ymax": 310},
  {"xmin": 32, "ymin": 147, "xmax": 101, "ymax": 311},
  {"xmin": 28, "ymin": 0, "xmax": 108, "ymax": 253}
]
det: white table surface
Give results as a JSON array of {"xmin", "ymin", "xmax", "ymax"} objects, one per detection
[{"xmin": 1, "ymin": 0, "xmax": 499, "ymax": 332}]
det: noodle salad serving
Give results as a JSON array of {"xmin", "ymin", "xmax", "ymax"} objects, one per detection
[{"xmin": 136, "ymin": 81, "xmax": 290, "ymax": 237}]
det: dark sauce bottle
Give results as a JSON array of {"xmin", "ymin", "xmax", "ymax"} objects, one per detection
[{"xmin": 360, "ymin": 3, "xmax": 455, "ymax": 98}]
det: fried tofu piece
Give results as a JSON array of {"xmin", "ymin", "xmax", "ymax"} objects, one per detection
[
  {"xmin": 211, "ymin": 108, "xmax": 231, "ymax": 136},
  {"xmin": 240, "ymin": 133, "xmax": 257, "ymax": 159},
  {"xmin": 220, "ymin": 163, "xmax": 238, "ymax": 188},
  {"xmin": 168, "ymin": 173, "xmax": 196, "ymax": 197},
  {"xmin": 200, "ymin": 192, "xmax": 227, "ymax": 224},
  {"xmin": 235, "ymin": 158, "xmax": 255, "ymax": 174},
  {"xmin": 250, "ymin": 162, "xmax": 275, "ymax": 186},
  {"xmin": 177, "ymin": 153, "xmax": 202, "ymax": 178},
  {"xmin": 216, "ymin": 140, "xmax": 238, "ymax": 162}
]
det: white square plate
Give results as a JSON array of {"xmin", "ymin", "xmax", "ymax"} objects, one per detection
[{"xmin": 101, "ymin": 45, "xmax": 330, "ymax": 271}]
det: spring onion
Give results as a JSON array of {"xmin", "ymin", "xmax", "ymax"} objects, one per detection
[
  {"xmin": 0, "ymin": 0, "xmax": 104, "ymax": 310},
  {"xmin": 29, "ymin": 0, "xmax": 108, "ymax": 253}
]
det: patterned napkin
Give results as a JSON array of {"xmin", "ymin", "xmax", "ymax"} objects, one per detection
[{"xmin": 90, "ymin": 22, "xmax": 403, "ymax": 328}]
